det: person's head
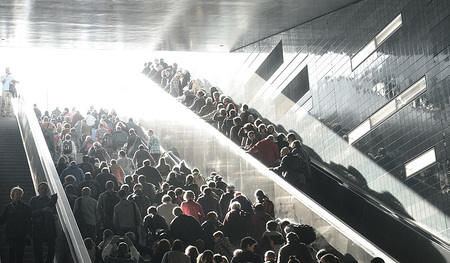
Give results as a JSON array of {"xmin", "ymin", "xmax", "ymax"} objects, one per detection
[
  {"xmin": 213, "ymin": 230, "xmax": 224, "ymax": 243},
  {"xmin": 316, "ymin": 249, "xmax": 328, "ymax": 261},
  {"xmin": 254, "ymin": 203, "xmax": 265, "ymax": 213},
  {"xmin": 172, "ymin": 239, "xmax": 184, "ymax": 252},
  {"xmin": 155, "ymin": 238, "xmax": 171, "ymax": 254},
  {"xmin": 198, "ymin": 250, "xmax": 214, "ymax": 263},
  {"xmin": 125, "ymin": 231, "xmax": 136, "ymax": 242},
  {"xmin": 102, "ymin": 229, "xmax": 113, "ymax": 241},
  {"xmin": 226, "ymin": 185, "xmax": 235, "ymax": 193},
  {"xmin": 247, "ymin": 131, "xmax": 255, "ymax": 140},
  {"xmin": 320, "ymin": 253, "xmax": 340, "ymax": 263},
  {"xmin": 117, "ymin": 189, "xmax": 127, "ymax": 199},
  {"xmin": 230, "ymin": 201, "xmax": 241, "ymax": 210},
  {"xmin": 147, "ymin": 206, "xmax": 157, "ymax": 215},
  {"xmin": 101, "ymin": 167, "xmax": 110, "ymax": 173},
  {"xmin": 84, "ymin": 238, "xmax": 95, "ymax": 251},
  {"xmin": 162, "ymin": 194, "xmax": 172, "ymax": 203},
  {"xmin": 110, "ymin": 159, "xmax": 117, "ymax": 165},
  {"xmin": 10, "ymin": 186, "xmax": 23, "ymax": 201},
  {"xmin": 265, "ymin": 250, "xmax": 276, "ymax": 262},
  {"xmin": 240, "ymin": 237, "xmax": 257, "ymax": 251},
  {"xmin": 143, "ymin": 159, "xmax": 151, "ymax": 166},
  {"xmin": 206, "ymin": 211, "xmax": 218, "ymax": 220},
  {"xmin": 280, "ymin": 147, "xmax": 290, "ymax": 157},
  {"xmin": 370, "ymin": 258, "xmax": 385, "ymax": 263},
  {"xmin": 291, "ymin": 139, "xmax": 302, "ymax": 149},
  {"xmin": 120, "ymin": 184, "xmax": 130, "ymax": 193},
  {"xmin": 286, "ymin": 232, "xmax": 299, "ymax": 243},
  {"xmin": 117, "ymin": 242, "xmax": 129, "ymax": 257},
  {"xmin": 105, "ymin": 180, "xmax": 114, "ymax": 190},
  {"xmin": 213, "ymin": 254, "xmax": 225, "ymax": 263},
  {"xmin": 173, "ymin": 206, "xmax": 183, "ymax": 217},
  {"xmin": 208, "ymin": 181, "xmax": 216, "ymax": 189},
  {"xmin": 148, "ymin": 129, "xmax": 154, "ymax": 136},
  {"xmin": 287, "ymin": 255, "xmax": 300, "ymax": 263},
  {"xmin": 184, "ymin": 190, "xmax": 195, "ymax": 201},
  {"xmin": 266, "ymin": 220, "xmax": 279, "ymax": 231},
  {"xmin": 133, "ymin": 183, "xmax": 143, "ymax": 193},
  {"xmin": 82, "ymin": 187, "xmax": 91, "ymax": 197},
  {"xmin": 185, "ymin": 245, "xmax": 199, "ymax": 260},
  {"xmin": 203, "ymin": 188, "xmax": 212, "ymax": 196},
  {"xmin": 129, "ymin": 128, "xmax": 135, "ymax": 135},
  {"xmin": 38, "ymin": 182, "xmax": 49, "ymax": 197},
  {"xmin": 287, "ymin": 133, "xmax": 296, "ymax": 143}
]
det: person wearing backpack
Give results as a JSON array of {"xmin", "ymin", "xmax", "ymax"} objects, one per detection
[
  {"xmin": 223, "ymin": 201, "xmax": 251, "ymax": 248},
  {"xmin": 270, "ymin": 146, "xmax": 308, "ymax": 191},
  {"xmin": 62, "ymin": 134, "xmax": 77, "ymax": 162},
  {"xmin": 97, "ymin": 180, "xmax": 120, "ymax": 233}
]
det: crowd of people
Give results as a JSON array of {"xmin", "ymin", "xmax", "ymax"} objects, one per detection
[{"xmin": 0, "ymin": 60, "xmax": 387, "ymax": 263}]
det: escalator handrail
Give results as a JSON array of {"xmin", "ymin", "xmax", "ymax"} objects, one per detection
[{"xmin": 14, "ymin": 97, "xmax": 91, "ymax": 263}]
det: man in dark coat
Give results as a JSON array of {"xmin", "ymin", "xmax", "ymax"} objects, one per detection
[
  {"xmin": 0, "ymin": 186, "xmax": 32, "ymax": 263},
  {"xmin": 169, "ymin": 207, "xmax": 205, "ymax": 246},
  {"xmin": 136, "ymin": 159, "xmax": 162, "ymax": 189},
  {"xmin": 278, "ymin": 232, "xmax": 314, "ymax": 263}
]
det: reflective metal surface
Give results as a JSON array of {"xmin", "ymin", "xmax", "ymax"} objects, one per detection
[{"xmin": 0, "ymin": 0, "xmax": 360, "ymax": 52}]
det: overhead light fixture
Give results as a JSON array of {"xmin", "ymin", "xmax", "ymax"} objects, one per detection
[
  {"xmin": 352, "ymin": 13, "xmax": 403, "ymax": 70},
  {"xmin": 396, "ymin": 77, "xmax": 427, "ymax": 107},
  {"xmin": 375, "ymin": 14, "xmax": 403, "ymax": 46},
  {"xmin": 370, "ymin": 100, "xmax": 397, "ymax": 126},
  {"xmin": 351, "ymin": 40, "xmax": 376, "ymax": 70},
  {"xmin": 348, "ymin": 120, "xmax": 371, "ymax": 144},
  {"xmin": 405, "ymin": 148, "xmax": 436, "ymax": 178}
]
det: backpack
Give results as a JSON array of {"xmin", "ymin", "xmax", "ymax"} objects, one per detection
[
  {"xmin": 104, "ymin": 191, "xmax": 119, "ymax": 218},
  {"xmin": 63, "ymin": 140, "xmax": 73, "ymax": 154}
]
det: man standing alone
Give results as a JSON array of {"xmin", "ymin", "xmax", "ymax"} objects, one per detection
[{"xmin": 1, "ymin": 67, "xmax": 15, "ymax": 117}]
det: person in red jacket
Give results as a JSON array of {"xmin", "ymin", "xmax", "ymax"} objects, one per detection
[{"xmin": 247, "ymin": 135, "xmax": 280, "ymax": 167}]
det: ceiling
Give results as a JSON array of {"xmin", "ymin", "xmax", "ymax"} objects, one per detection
[{"xmin": 0, "ymin": 0, "xmax": 360, "ymax": 52}]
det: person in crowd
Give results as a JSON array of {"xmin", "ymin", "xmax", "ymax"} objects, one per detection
[
  {"xmin": 78, "ymin": 155, "xmax": 95, "ymax": 176},
  {"xmin": 257, "ymin": 220, "xmax": 285, "ymax": 256},
  {"xmin": 208, "ymin": 181, "xmax": 224, "ymax": 200},
  {"xmin": 198, "ymin": 188, "xmax": 222, "ymax": 220},
  {"xmin": 214, "ymin": 175, "xmax": 228, "ymax": 192},
  {"xmin": 136, "ymin": 159, "xmax": 163, "ymax": 189},
  {"xmin": 110, "ymin": 159, "xmax": 126, "ymax": 185},
  {"xmin": 117, "ymin": 150, "xmax": 135, "ymax": 176},
  {"xmin": 223, "ymin": 201, "xmax": 250, "ymax": 248},
  {"xmin": 0, "ymin": 186, "xmax": 32, "ymax": 263},
  {"xmin": 230, "ymin": 192, "xmax": 253, "ymax": 215},
  {"xmin": 147, "ymin": 129, "xmax": 161, "ymax": 163},
  {"xmin": 278, "ymin": 232, "xmax": 314, "ymax": 263},
  {"xmin": 230, "ymin": 237, "xmax": 262, "ymax": 263},
  {"xmin": 169, "ymin": 207, "xmax": 205, "ymax": 246},
  {"xmin": 96, "ymin": 167, "xmax": 118, "ymax": 192},
  {"xmin": 112, "ymin": 126, "xmax": 128, "ymax": 152},
  {"xmin": 270, "ymin": 147, "xmax": 307, "ymax": 190},
  {"xmin": 78, "ymin": 172, "xmax": 101, "ymax": 200},
  {"xmin": 133, "ymin": 144, "xmax": 155, "ymax": 168},
  {"xmin": 190, "ymin": 90, "xmax": 207, "ymax": 113},
  {"xmin": 143, "ymin": 206, "xmax": 169, "ymax": 245},
  {"xmin": 184, "ymin": 174, "xmax": 201, "ymax": 197},
  {"xmin": 62, "ymin": 175, "xmax": 78, "ymax": 195},
  {"xmin": 156, "ymin": 157, "xmax": 171, "ymax": 179},
  {"xmin": 97, "ymin": 180, "xmax": 120, "ymax": 232},
  {"xmin": 181, "ymin": 190, "xmax": 205, "ymax": 223},
  {"xmin": 61, "ymin": 134, "xmax": 77, "ymax": 162},
  {"xmin": 201, "ymin": 211, "xmax": 224, "ymax": 251},
  {"xmin": 96, "ymin": 123, "xmax": 110, "ymax": 143},
  {"xmin": 157, "ymin": 194, "xmax": 178, "ymax": 226},
  {"xmin": 290, "ymin": 139, "xmax": 311, "ymax": 182},
  {"xmin": 73, "ymin": 187, "xmax": 100, "ymax": 240},
  {"xmin": 113, "ymin": 189, "xmax": 141, "ymax": 237},
  {"xmin": 161, "ymin": 239, "xmax": 191, "ymax": 263},
  {"xmin": 199, "ymin": 97, "xmax": 216, "ymax": 117},
  {"xmin": 29, "ymin": 182, "xmax": 57, "ymax": 263},
  {"xmin": 185, "ymin": 245, "xmax": 199, "ymax": 263},
  {"xmin": 219, "ymin": 185, "xmax": 235, "ymax": 217},
  {"xmin": 65, "ymin": 184, "xmax": 78, "ymax": 209},
  {"xmin": 138, "ymin": 175, "xmax": 157, "ymax": 204},
  {"xmin": 370, "ymin": 257, "xmax": 385, "ymax": 263},
  {"xmin": 102, "ymin": 235, "xmax": 138, "ymax": 263},
  {"xmin": 80, "ymin": 134, "xmax": 94, "ymax": 155},
  {"xmin": 250, "ymin": 204, "xmax": 273, "ymax": 242},
  {"xmin": 126, "ymin": 129, "xmax": 143, "ymax": 157},
  {"xmin": 151, "ymin": 239, "xmax": 171, "ymax": 263},
  {"xmin": 60, "ymin": 161, "xmax": 84, "ymax": 184},
  {"xmin": 319, "ymin": 253, "xmax": 340, "ymax": 263},
  {"xmin": 264, "ymin": 250, "xmax": 276, "ymax": 263},
  {"xmin": 128, "ymin": 184, "xmax": 150, "ymax": 220},
  {"xmin": 1, "ymin": 67, "xmax": 15, "ymax": 117},
  {"xmin": 212, "ymin": 230, "xmax": 234, "ymax": 261},
  {"xmin": 247, "ymin": 135, "xmax": 280, "ymax": 167},
  {"xmin": 254, "ymin": 190, "xmax": 275, "ymax": 218},
  {"xmin": 69, "ymin": 127, "xmax": 82, "ymax": 151},
  {"xmin": 88, "ymin": 142, "xmax": 111, "ymax": 163}
]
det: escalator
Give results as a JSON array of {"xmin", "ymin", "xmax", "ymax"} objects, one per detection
[
  {"xmin": 306, "ymin": 160, "xmax": 450, "ymax": 262},
  {"xmin": 0, "ymin": 116, "xmax": 35, "ymax": 262}
]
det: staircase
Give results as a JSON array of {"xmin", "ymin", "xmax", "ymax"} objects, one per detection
[{"xmin": 0, "ymin": 115, "xmax": 36, "ymax": 262}]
